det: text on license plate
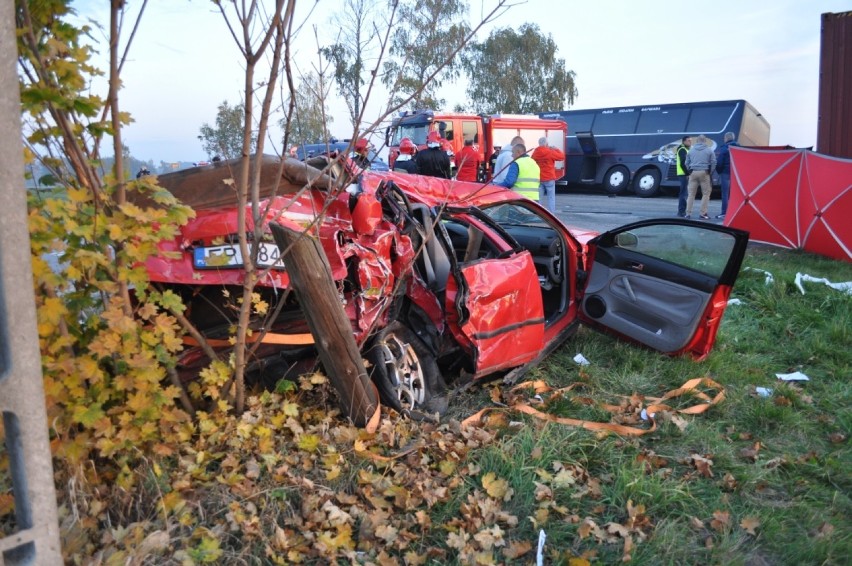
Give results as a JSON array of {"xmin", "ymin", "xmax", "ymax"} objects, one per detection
[{"xmin": 193, "ymin": 243, "xmax": 284, "ymax": 269}]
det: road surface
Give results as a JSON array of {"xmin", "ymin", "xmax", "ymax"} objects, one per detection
[{"xmin": 551, "ymin": 191, "xmax": 725, "ymax": 233}]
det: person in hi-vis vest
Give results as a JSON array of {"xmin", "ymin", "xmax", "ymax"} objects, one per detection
[{"xmin": 494, "ymin": 144, "xmax": 541, "ymax": 201}]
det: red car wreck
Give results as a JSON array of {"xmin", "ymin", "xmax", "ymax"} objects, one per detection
[{"xmin": 146, "ymin": 155, "xmax": 749, "ymax": 417}]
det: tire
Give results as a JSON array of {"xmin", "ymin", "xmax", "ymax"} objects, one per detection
[
  {"xmin": 365, "ymin": 321, "xmax": 448, "ymax": 415},
  {"xmin": 633, "ymin": 167, "xmax": 661, "ymax": 198},
  {"xmin": 603, "ymin": 165, "xmax": 630, "ymax": 194}
]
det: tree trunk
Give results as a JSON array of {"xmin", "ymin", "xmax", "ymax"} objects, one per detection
[{"xmin": 269, "ymin": 222, "xmax": 379, "ymax": 427}]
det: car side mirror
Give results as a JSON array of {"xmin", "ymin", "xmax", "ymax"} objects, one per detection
[{"xmin": 615, "ymin": 232, "xmax": 638, "ymax": 248}]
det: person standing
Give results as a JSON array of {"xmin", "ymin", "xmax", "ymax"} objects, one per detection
[
  {"xmin": 492, "ymin": 135, "xmax": 525, "ymax": 184},
  {"xmin": 495, "ymin": 144, "xmax": 541, "ymax": 201},
  {"xmin": 675, "ymin": 135, "xmax": 693, "ymax": 217},
  {"xmin": 352, "ymin": 138, "xmax": 371, "ymax": 170},
  {"xmin": 715, "ymin": 132, "xmax": 739, "ymax": 219},
  {"xmin": 415, "ymin": 131, "xmax": 452, "ymax": 178},
  {"xmin": 454, "ymin": 139, "xmax": 480, "ymax": 182},
  {"xmin": 393, "ymin": 137, "xmax": 419, "ymax": 174},
  {"xmin": 685, "ymin": 134, "xmax": 716, "ymax": 220},
  {"xmin": 531, "ymin": 137, "xmax": 565, "ymax": 212}
]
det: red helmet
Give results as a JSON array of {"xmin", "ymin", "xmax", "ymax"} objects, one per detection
[
  {"xmin": 399, "ymin": 137, "xmax": 416, "ymax": 155},
  {"xmin": 426, "ymin": 131, "xmax": 442, "ymax": 148},
  {"xmin": 354, "ymin": 138, "xmax": 369, "ymax": 152}
]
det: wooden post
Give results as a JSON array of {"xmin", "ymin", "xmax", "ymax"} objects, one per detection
[{"xmin": 269, "ymin": 222, "xmax": 380, "ymax": 427}]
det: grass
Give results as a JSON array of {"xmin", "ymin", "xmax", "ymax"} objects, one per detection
[{"xmin": 450, "ymin": 245, "xmax": 852, "ymax": 564}]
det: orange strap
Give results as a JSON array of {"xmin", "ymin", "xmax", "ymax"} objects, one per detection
[
  {"xmin": 462, "ymin": 377, "xmax": 725, "ymax": 436},
  {"xmin": 183, "ymin": 332, "xmax": 315, "ymax": 347}
]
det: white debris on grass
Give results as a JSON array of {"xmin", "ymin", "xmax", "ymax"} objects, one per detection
[
  {"xmin": 794, "ymin": 272, "xmax": 852, "ymax": 296},
  {"xmin": 573, "ymin": 353, "xmax": 590, "ymax": 366},
  {"xmin": 727, "ymin": 298, "xmax": 744, "ymax": 305},
  {"xmin": 776, "ymin": 371, "xmax": 810, "ymax": 382},
  {"xmin": 755, "ymin": 387, "xmax": 773, "ymax": 397},
  {"xmin": 536, "ymin": 529, "xmax": 546, "ymax": 566},
  {"xmin": 744, "ymin": 266, "xmax": 774, "ymax": 285}
]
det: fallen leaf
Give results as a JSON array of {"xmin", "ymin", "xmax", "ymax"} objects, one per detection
[
  {"xmin": 722, "ymin": 473, "xmax": 738, "ymax": 491},
  {"xmin": 774, "ymin": 396, "xmax": 792, "ymax": 407},
  {"xmin": 502, "ymin": 540, "xmax": 532, "ymax": 559},
  {"xmin": 813, "ymin": 522, "xmax": 835, "ymax": 539},
  {"xmin": 670, "ymin": 414, "xmax": 689, "ymax": 432},
  {"xmin": 691, "ymin": 454, "xmax": 714, "ymax": 478},
  {"xmin": 482, "ymin": 472, "xmax": 513, "ymax": 501},
  {"xmin": 622, "ymin": 535, "xmax": 634, "ymax": 562},
  {"xmin": 710, "ymin": 510, "xmax": 731, "ymax": 533},
  {"xmin": 740, "ymin": 516, "xmax": 760, "ymax": 535},
  {"xmin": 828, "ymin": 432, "xmax": 846, "ymax": 444},
  {"xmin": 375, "ymin": 524, "xmax": 398, "ymax": 544},
  {"xmin": 578, "ymin": 519, "xmax": 595, "ymax": 539},
  {"xmin": 739, "ymin": 442, "xmax": 762, "ymax": 462},
  {"xmin": 689, "ymin": 516, "xmax": 705, "ymax": 530},
  {"xmin": 530, "ymin": 446, "xmax": 543, "ymax": 459}
]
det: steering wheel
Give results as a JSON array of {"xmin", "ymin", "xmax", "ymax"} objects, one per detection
[{"xmin": 546, "ymin": 238, "xmax": 564, "ymax": 285}]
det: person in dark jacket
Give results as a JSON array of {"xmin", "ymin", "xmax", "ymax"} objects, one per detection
[
  {"xmin": 675, "ymin": 135, "xmax": 693, "ymax": 217},
  {"xmin": 393, "ymin": 137, "xmax": 419, "ymax": 174},
  {"xmin": 415, "ymin": 131, "xmax": 452, "ymax": 179},
  {"xmin": 715, "ymin": 132, "xmax": 739, "ymax": 219}
]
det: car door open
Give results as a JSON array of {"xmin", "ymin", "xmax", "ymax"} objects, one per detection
[{"xmin": 581, "ymin": 219, "xmax": 749, "ymax": 359}]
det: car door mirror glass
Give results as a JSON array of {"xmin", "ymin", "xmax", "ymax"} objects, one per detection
[{"xmin": 615, "ymin": 232, "xmax": 638, "ymax": 248}]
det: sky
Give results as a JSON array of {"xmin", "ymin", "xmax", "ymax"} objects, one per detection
[{"xmin": 73, "ymin": 0, "xmax": 850, "ymax": 163}]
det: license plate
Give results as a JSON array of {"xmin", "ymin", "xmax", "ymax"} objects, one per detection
[{"xmin": 193, "ymin": 243, "xmax": 284, "ymax": 269}]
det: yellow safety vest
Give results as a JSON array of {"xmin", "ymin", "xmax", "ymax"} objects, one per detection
[
  {"xmin": 676, "ymin": 144, "xmax": 688, "ymax": 176},
  {"xmin": 513, "ymin": 156, "xmax": 541, "ymax": 200}
]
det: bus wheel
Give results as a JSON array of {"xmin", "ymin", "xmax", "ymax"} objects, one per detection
[
  {"xmin": 633, "ymin": 168, "xmax": 661, "ymax": 198},
  {"xmin": 603, "ymin": 165, "xmax": 629, "ymax": 194}
]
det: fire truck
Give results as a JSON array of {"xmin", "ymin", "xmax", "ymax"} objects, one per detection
[{"xmin": 385, "ymin": 110, "xmax": 568, "ymax": 181}]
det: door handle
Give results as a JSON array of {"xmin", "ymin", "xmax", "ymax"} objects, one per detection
[
  {"xmin": 629, "ymin": 261, "xmax": 644, "ymax": 271},
  {"xmin": 623, "ymin": 277, "xmax": 637, "ymax": 302}
]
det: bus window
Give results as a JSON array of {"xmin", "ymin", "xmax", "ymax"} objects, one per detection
[
  {"xmin": 740, "ymin": 105, "xmax": 770, "ymax": 146},
  {"xmin": 462, "ymin": 120, "xmax": 479, "ymax": 143},
  {"xmin": 594, "ymin": 110, "xmax": 639, "ymax": 135},
  {"xmin": 687, "ymin": 104, "xmax": 737, "ymax": 133},
  {"xmin": 636, "ymin": 108, "xmax": 689, "ymax": 133},
  {"xmin": 567, "ymin": 113, "xmax": 595, "ymax": 134}
]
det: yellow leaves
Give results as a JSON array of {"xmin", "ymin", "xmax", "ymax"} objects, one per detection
[
  {"xmin": 481, "ymin": 472, "xmax": 513, "ymax": 501},
  {"xmin": 316, "ymin": 524, "xmax": 354, "ymax": 555},
  {"xmin": 66, "ymin": 187, "xmax": 92, "ymax": 203},
  {"xmin": 251, "ymin": 292, "xmax": 269, "ymax": 315},
  {"xmin": 297, "ymin": 434, "xmax": 321, "ymax": 452},
  {"xmin": 38, "ymin": 296, "xmax": 67, "ymax": 335}
]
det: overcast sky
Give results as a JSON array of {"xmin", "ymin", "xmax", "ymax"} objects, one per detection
[{"xmin": 74, "ymin": 0, "xmax": 849, "ymax": 163}]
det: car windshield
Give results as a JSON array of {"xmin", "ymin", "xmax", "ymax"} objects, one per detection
[
  {"xmin": 481, "ymin": 203, "xmax": 551, "ymax": 228},
  {"xmin": 391, "ymin": 123, "xmax": 429, "ymax": 146}
]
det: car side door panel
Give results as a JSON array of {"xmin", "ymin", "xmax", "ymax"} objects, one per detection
[
  {"xmin": 448, "ymin": 251, "xmax": 546, "ymax": 376},
  {"xmin": 581, "ymin": 220, "xmax": 749, "ymax": 357}
]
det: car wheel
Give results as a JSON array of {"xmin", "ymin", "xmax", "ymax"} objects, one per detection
[
  {"xmin": 633, "ymin": 168, "xmax": 661, "ymax": 198},
  {"xmin": 603, "ymin": 165, "xmax": 629, "ymax": 194},
  {"xmin": 366, "ymin": 321, "xmax": 448, "ymax": 416}
]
